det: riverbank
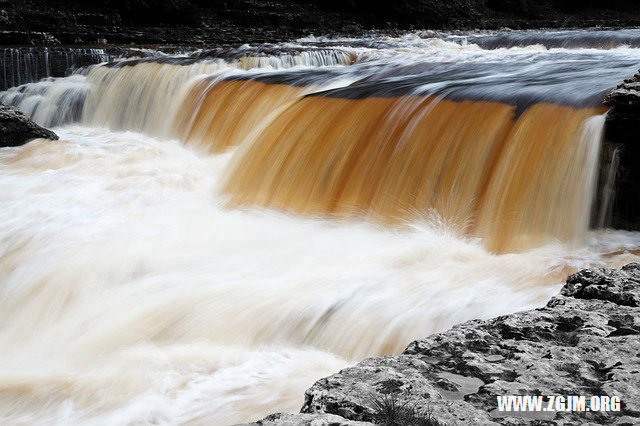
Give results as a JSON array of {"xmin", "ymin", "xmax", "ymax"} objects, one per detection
[
  {"xmin": 247, "ymin": 263, "xmax": 640, "ymax": 425},
  {"xmin": 2, "ymin": 23, "xmax": 640, "ymax": 425},
  {"xmin": 2, "ymin": 1, "xmax": 640, "ymax": 47}
]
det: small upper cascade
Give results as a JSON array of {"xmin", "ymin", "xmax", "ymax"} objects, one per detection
[
  {"xmin": 1, "ymin": 34, "xmax": 639, "ymax": 252},
  {"xmin": 0, "ymin": 75, "xmax": 91, "ymax": 128},
  {"xmin": 0, "ymin": 46, "xmax": 358, "ymax": 134},
  {"xmin": 0, "ymin": 47, "xmax": 115, "ymax": 91}
]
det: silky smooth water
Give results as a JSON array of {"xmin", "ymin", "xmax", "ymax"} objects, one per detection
[{"xmin": 1, "ymin": 30, "xmax": 640, "ymax": 425}]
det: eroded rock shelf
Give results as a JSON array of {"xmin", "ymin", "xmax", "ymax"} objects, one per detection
[{"xmin": 248, "ymin": 264, "xmax": 640, "ymax": 425}]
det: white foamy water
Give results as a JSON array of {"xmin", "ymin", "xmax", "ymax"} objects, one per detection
[{"xmin": 1, "ymin": 126, "xmax": 638, "ymax": 425}]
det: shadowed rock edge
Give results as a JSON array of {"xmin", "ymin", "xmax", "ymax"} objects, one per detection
[{"xmin": 0, "ymin": 102, "xmax": 58, "ymax": 147}]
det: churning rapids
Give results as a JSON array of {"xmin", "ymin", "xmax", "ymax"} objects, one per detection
[{"xmin": 2, "ymin": 30, "xmax": 640, "ymax": 425}]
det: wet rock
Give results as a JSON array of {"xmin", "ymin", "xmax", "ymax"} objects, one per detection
[
  {"xmin": 272, "ymin": 264, "xmax": 640, "ymax": 425},
  {"xmin": 3, "ymin": 1, "xmax": 640, "ymax": 48},
  {"xmin": 600, "ymin": 70, "xmax": 640, "ymax": 232},
  {"xmin": 0, "ymin": 102, "xmax": 58, "ymax": 147},
  {"xmin": 562, "ymin": 264, "xmax": 640, "ymax": 307},
  {"xmin": 603, "ymin": 70, "xmax": 640, "ymax": 143},
  {"xmin": 242, "ymin": 412, "xmax": 373, "ymax": 426},
  {"xmin": 605, "ymin": 71, "xmax": 640, "ymax": 108}
]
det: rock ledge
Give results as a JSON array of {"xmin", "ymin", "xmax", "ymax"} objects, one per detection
[
  {"xmin": 600, "ymin": 70, "xmax": 640, "ymax": 232},
  {"xmin": 247, "ymin": 264, "xmax": 640, "ymax": 425}
]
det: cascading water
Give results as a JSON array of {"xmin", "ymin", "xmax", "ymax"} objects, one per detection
[
  {"xmin": 1, "ymin": 30, "xmax": 640, "ymax": 425},
  {"xmin": 0, "ymin": 47, "xmax": 116, "ymax": 91},
  {"xmin": 0, "ymin": 48, "xmax": 356, "ymax": 135}
]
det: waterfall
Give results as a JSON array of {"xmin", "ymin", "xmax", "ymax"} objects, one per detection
[
  {"xmin": 1, "ymin": 47, "xmax": 114, "ymax": 91},
  {"xmin": 222, "ymin": 93, "xmax": 607, "ymax": 252},
  {"xmin": 0, "ymin": 42, "xmax": 629, "ymax": 252},
  {"xmin": 1, "ymin": 31, "xmax": 640, "ymax": 426}
]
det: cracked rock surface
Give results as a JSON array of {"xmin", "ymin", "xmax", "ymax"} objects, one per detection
[
  {"xmin": 245, "ymin": 413, "xmax": 373, "ymax": 426},
  {"xmin": 605, "ymin": 69, "xmax": 640, "ymax": 107},
  {"xmin": 3, "ymin": 1, "xmax": 640, "ymax": 47},
  {"xmin": 248, "ymin": 264, "xmax": 640, "ymax": 425}
]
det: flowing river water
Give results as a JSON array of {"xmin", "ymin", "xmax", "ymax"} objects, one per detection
[{"xmin": 1, "ymin": 30, "xmax": 640, "ymax": 424}]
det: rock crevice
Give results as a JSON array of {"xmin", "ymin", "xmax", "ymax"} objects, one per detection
[{"xmin": 597, "ymin": 71, "xmax": 640, "ymax": 232}]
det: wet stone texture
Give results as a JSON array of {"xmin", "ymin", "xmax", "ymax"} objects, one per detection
[
  {"xmin": 248, "ymin": 264, "xmax": 640, "ymax": 425},
  {"xmin": 0, "ymin": 102, "xmax": 58, "ymax": 147},
  {"xmin": 3, "ymin": 1, "xmax": 640, "ymax": 47},
  {"xmin": 247, "ymin": 413, "xmax": 373, "ymax": 426}
]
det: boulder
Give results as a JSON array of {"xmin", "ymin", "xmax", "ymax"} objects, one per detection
[
  {"xmin": 604, "ymin": 71, "xmax": 640, "ymax": 108},
  {"xmin": 0, "ymin": 103, "xmax": 58, "ymax": 147}
]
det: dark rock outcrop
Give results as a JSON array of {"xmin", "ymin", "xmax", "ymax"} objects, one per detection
[
  {"xmin": 249, "ymin": 264, "xmax": 640, "ymax": 425},
  {"xmin": 0, "ymin": 103, "xmax": 58, "ymax": 147},
  {"xmin": 598, "ymin": 71, "xmax": 640, "ymax": 231},
  {"xmin": 604, "ymin": 69, "xmax": 640, "ymax": 147},
  {"xmin": 2, "ymin": 1, "xmax": 640, "ymax": 47}
]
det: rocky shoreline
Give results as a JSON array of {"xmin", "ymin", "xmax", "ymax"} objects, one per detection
[
  {"xmin": 2, "ymin": 1, "xmax": 640, "ymax": 47},
  {"xmin": 2, "ymin": 13, "xmax": 639, "ymax": 423},
  {"xmin": 246, "ymin": 264, "xmax": 640, "ymax": 425}
]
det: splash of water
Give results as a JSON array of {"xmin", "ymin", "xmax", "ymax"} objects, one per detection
[
  {"xmin": 1, "ymin": 30, "xmax": 640, "ymax": 425},
  {"xmin": 0, "ymin": 127, "xmax": 638, "ymax": 424}
]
